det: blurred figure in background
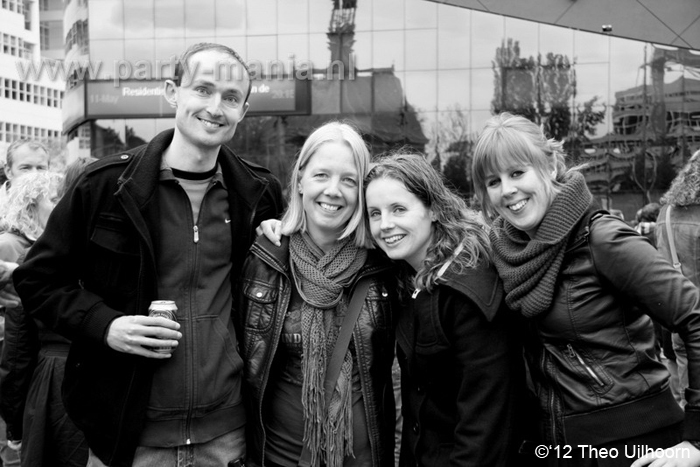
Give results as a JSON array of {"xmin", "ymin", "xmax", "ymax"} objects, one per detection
[
  {"xmin": 0, "ymin": 139, "xmax": 49, "ymax": 467},
  {"xmin": 656, "ymin": 150, "xmax": 700, "ymax": 408},
  {"xmin": 0, "ymin": 171, "xmax": 89, "ymax": 467},
  {"xmin": 635, "ymin": 203, "xmax": 661, "ymax": 242},
  {"xmin": 0, "ymin": 141, "xmax": 50, "ymax": 218}
]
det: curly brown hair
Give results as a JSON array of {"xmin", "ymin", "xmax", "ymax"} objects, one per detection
[{"xmin": 661, "ymin": 150, "xmax": 700, "ymax": 207}]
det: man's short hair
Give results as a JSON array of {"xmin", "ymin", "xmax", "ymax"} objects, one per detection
[
  {"xmin": 5, "ymin": 140, "xmax": 49, "ymax": 168},
  {"xmin": 172, "ymin": 43, "xmax": 253, "ymax": 102}
]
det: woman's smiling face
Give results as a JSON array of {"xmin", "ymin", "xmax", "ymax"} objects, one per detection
[
  {"xmin": 298, "ymin": 141, "xmax": 359, "ymax": 247},
  {"xmin": 484, "ymin": 164, "xmax": 555, "ymax": 238},
  {"xmin": 366, "ymin": 177, "xmax": 434, "ymax": 271}
]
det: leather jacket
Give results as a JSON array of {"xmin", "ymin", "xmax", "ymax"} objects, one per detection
[
  {"xmin": 238, "ymin": 236, "xmax": 398, "ymax": 467},
  {"xmin": 528, "ymin": 208, "xmax": 700, "ymax": 446}
]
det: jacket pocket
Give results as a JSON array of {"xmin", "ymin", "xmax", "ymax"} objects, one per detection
[
  {"xmin": 242, "ymin": 279, "xmax": 278, "ymax": 332},
  {"xmin": 87, "ymin": 214, "xmax": 140, "ymax": 296},
  {"xmin": 563, "ymin": 343, "xmax": 614, "ymax": 395}
]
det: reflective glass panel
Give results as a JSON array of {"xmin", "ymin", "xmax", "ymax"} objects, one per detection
[
  {"xmin": 215, "ymin": 0, "xmax": 246, "ymax": 36},
  {"xmin": 155, "ymin": 0, "xmax": 185, "ymax": 38},
  {"xmin": 373, "ymin": 31, "xmax": 404, "ymax": 71},
  {"xmin": 89, "ymin": 0, "xmax": 124, "ymax": 40},
  {"xmin": 405, "ymin": 71, "xmax": 438, "ymax": 113},
  {"xmin": 185, "ymin": 0, "xmax": 216, "ymax": 38},
  {"xmin": 574, "ymin": 31, "xmax": 610, "ymax": 64},
  {"xmin": 406, "ymin": 0, "xmax": 436, "ymax": 30},
  {"xmin": 575, "ymin": 63, "xmax": 610, "ymax": 106},
  {"xmin": 90, "ymin": 39, "xmax": 125, "ymax": 79},
  {"xmin": 247, "ymin": 0, "xmax": 277, "ymax": 35},
  {"xmin": 503, "ymin": 17, "xmax": 539, "ymax": 58},
  {"xmin": 539, "ymin": 23, "xmax": 574, "ymax": 58},
  {"xmin": 405, "ymin": 30, "xmax": 437, "ymax": 71},
  {"xmin": 470, "ymin": 68, "xmax": 494, "ymax": 112},
  {"xmin": 437, "ymin": 70, "xmax": 470, "ymax": 111},
  {"xmin": 123, "ymin": 0, "xmax": 154, "ymax": 39},
  {"xmin": 124, "ymin": 39, "xmax": 155, "ymax": 66},
  {"xmin": 308, "ymin": 0, "xmax": 332, "ymax": 34},
  {"xmin": 247, "ymin": 36, "xmax": 277, "ymax": 72},
  {"xmin": 373, "ymin": 0, "xmax": 404, "ymax": 31},
  {"xmin": 155, "ymin": 38, "xmax": 186, "ymax": 79},
  {"xmin": 278, "ymin": 0, "xmax": 309, "ymax": 35},
  {"xmin": 438, "ymin": 6, "xmax": 469, "ymax": 70},
  {"xmin": 309, "ymin": 32, "xmax": 332, "ymax": 69},
  {"xmin": 351, "ymin": 30, "xmax": 372, "ymax": 71},
  {"xmin": 278, "ymin": 34, "xmax": 310, "ymax": 64}
]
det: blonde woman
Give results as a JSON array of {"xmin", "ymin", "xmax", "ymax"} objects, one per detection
[{"xmin": 240, "ymin": 122, "xmax": 398, "ymax": 467}]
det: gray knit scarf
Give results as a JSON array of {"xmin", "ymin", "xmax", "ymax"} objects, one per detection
[
  {"xmin": 289, "ymin": 232, "xmax": 367, "ymax": 467},
  {"xmin": 490, "ymin": 171, "xmax": 592, "ymax": 318}
]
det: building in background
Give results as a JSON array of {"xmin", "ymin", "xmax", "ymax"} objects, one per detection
[
  {"xmin": 59, "ymin": 0, "xmax": 699, "ymax": 216},
  {"xmin": 0, "ymin": 0, "xmax": 64, "ymax": 167}
]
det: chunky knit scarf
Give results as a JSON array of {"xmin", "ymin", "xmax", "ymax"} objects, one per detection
[
  {"xmin": 289, "ymin": 232, "xmax": 367, "ymax": 467},
  {"xmin": 490, "ymin": 171, "xmax": 592, "ymax": 318}
]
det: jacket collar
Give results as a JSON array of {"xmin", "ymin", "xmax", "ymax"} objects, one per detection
[
  {"xmin": 116, "ymin": 129, "xmax": 268, "ymax": 209},
  {"xmin": 437, "ymin": 261, "xmax": 504, "ymax": 322}
]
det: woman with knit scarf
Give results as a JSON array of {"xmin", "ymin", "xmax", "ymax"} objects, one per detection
[
  {"xmin": 239, "ymin": 122, "xmax": 398, "ymax": 467},
  {"xmin": 472, "ymin": 112, "xmax": 700, "ymax": 467},
  {"xmin": 364, "ymin": 152, "xmax": 524, "ymax": 466}
]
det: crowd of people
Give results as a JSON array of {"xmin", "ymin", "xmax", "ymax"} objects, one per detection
[{"xmin": 1, "ymin": 41, "xmax": 700, "ymax": 467}]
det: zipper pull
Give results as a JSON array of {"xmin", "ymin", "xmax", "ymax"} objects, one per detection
[
  {"xmin": 411, "ymin": 289, "xmax": 420, "ymax": 299},
  {"xmin": 193, "ymin": 225, "xmax": 199, "ymax": 243},
  {"xmin": 566, "ymin": 343, "xmax": 576, "ymax": 358}
]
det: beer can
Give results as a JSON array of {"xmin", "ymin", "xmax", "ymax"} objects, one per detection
[{"xmin": 148, "ymin": 300, "xmax": 178, "ymax": 353}]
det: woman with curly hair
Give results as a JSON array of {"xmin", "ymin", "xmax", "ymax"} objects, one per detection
[
  {"xmin": 364, "ymin": 152, "xmax": 523, "ymax": 466},
  {"xmin": 656, "ymin": 149, "xmax": 700, "ymax": 408},
  {"xmin": 0, "ymin": 171, "xmax": 89, "ymax": 467}
]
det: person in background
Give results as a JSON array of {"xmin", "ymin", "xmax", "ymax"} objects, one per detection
[
  {"xmin": 240, "ymin": 121, "xmax": 398, "ymax": 467},
  {"xmin": 12, "ymin": 42, "xmax": 284, "ymax": 467},
  {"xmin": 635, "ymin": 202, "xmax": 661, "ymax": 242},
  {"xmin": 656, "ymin": 149, "xmax": 700, "ymax": 409},
  {"xmin": 364, "ymin": 152, "xmax": 523, "ymax": 466},
  {"xmin": 472, "ymin": 112, "xmax": 700, "ymax": 467},
  {"xmin": 0, "ymin": 140, "xmax": 48, "ymax": 467},
  {"xmin": 0, "ymin": 171, "xmax": 88, "ymax": 467},
  {"xmin": 0, "ymin": 141, "xmax": 50, "ymax": 217}
]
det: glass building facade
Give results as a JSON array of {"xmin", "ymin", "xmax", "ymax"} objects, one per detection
[{"xmin": 63, "ymin": 0, "xmax": 700, "ymax": 216}]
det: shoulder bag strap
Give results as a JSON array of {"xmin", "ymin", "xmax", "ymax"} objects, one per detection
[
  {"xmin": 665, "ymin": 205, "xmax": 682, "ymax": 270},
  {"xmin": 298, "ymin": 276, "xmax": 372, "ymax": 467}
]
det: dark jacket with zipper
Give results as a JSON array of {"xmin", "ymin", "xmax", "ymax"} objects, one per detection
[
  {"xmin": 528, "ymin": 207, "xmax": 700, "ymax": 447},
  {"xmin": 13, "ymin": 129, "xmax": 284, "ymax": 467},
  {"xmin": 238, "ymin": 236, "xmax": 398, "ymax": 467},
  {"xmin": 397, "ymin": 259, "xmax": 523, "ymax": 467}
]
